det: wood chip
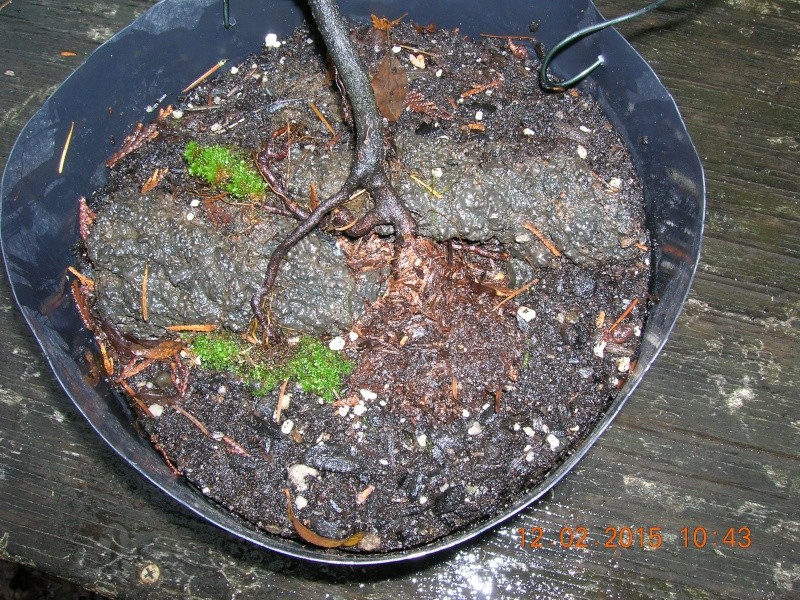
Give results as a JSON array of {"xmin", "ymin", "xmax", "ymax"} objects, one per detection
[
  {"xmin": 165, "ymin": 324, "xmax": 218, "ymax": 332},
  {"xmin": 460, "ymin": 79, "xmax": 502, "ymax": 98},
  {"xmin": 522, "ymin": 222, "xmax": 562, "ymax": 257},
  {"xmin": 141, "ymin": 263, "xmax": 149, "ymax": 322},
  {"xmin": 141, "ymin": 167, "xmax": 168, "ymax": 194},
  {"xmin": 67, "ymin": 266, "xmax": 94, "ymax": 291},
  {"xmin": 356, "ymin": 485, "xmax": 375, "ymax": 505},
  {"xmin": 58, "ymin": 121, "xmax": 75, "ymax": 175}
]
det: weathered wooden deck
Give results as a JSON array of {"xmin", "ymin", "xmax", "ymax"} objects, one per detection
[{"xmin": 0, "ymin": 1, "xmax": 797, "ymax": 597}]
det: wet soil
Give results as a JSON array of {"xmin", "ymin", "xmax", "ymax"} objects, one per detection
[{"xmin": 78, "ymin": 21, "xmax": 651, "ymax": 552}]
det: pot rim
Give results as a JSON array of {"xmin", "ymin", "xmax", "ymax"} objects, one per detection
[{"xmin": 0, "ymin": 0, "xmax": 704, "ymax": 565}]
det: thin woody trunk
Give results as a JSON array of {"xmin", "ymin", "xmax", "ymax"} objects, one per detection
[{"xmin": 251, "ymin": 0, "xmax": 416, "ymax": 335}]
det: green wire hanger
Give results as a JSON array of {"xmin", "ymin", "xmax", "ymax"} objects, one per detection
[{"xmin": 539, "ymin": 0, "xmax": 670, "ymax": 91}]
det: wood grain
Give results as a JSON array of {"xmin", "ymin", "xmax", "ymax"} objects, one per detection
[{"xmin": 1, "ymin": 0, "xmax": 797, "ymax": 597}]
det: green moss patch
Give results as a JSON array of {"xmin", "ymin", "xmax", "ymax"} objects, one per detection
[
  {"xmin": 189, "ymin": 333, "xmax": 353, "ymax": 402},
  {"xmin": 285, "ymin": 336, "xmax": 354, "ymax": 402},
  {"xmin": 184, "ymin": 141, "xmax": 266, "ymax": 200}
]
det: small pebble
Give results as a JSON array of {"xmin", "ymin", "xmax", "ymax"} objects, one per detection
[
  {"xmin": 185, "ymin": 212, "xmax": 195, "ymax": 221},
  {"xmin": 148, "ymin": 404, "xmax": 164, "ymax": 418},
  {"xmin": 409, "ymin": 54, "xmax": 425, "ymax": 69},
  {"xmin": 264, "ymin": 33, "xmax": 280, "ymax": 48},
  {"xmin": 360, "ymin": 389, "xmax": 378, "ymax": 401},
  {"xmin": 609, "ymin": 177, "xmax": 623, "ymax": 191},
  {"xmin": 201, "ymin": 486, "xmax": 211, "ymax": 494},
  {"xmin": 211, "ymin": 431, "xmax": 224, "ymax": 441},
  {"xmin": 217, "ymin": 385, "xmax": 227, "ymax": 395},
  {"xmin": 353, "ymin": 402, "xmax": 367, "ymax": 416},
  {"xmin": 358, "ymin": 533, "xmax": 382, "ymax": 551},
  {"xmin": 617, "ymin": 357, "xmax": 631, "ymax": 373},
  {"xmin": 379, "ymin": 459, "xmax": 389, "ymax": 466},
  {"xmin": 210, "ymin": 123, "xmax": 223, "ymax": 133},
  {"xmin": 416, "ymin": 434, "xmax": 428, "ymax": 448},
  {"xmin": 525, "ymin": 451, "xmax": 536, "ymax": 462},
  {"xmin": 523, "ymin": 426, "xmax": 535, "ymax": 437},
  {"xmin": 579, "ymin": 125, "xmax": 592, "ymax": 133},
  {"xmin": 577, "ymin": 144, "xmax": 588, "ymax": 159},
  {"xmin": 593, "ymin": 340, "xmax": 607, "ymax": 358},
  {"xmin": 356, "ymin": 485, "xmax": 375, "ymax": 504},
  {"xmin": 280, "ymin": 419, "xmax": 294, "ymax": 434},
  {"xmin": 475, "ymin": 110, "xmax": 484, "ymax": 121},
  {"xmin": 462, "ymin": 409, "xmax": 470, "ymax": 418},
  {"xmin": 295, "ymin": 496, "xmax": 308, "ymax": 510},
  {"xmin": 431, "ymin": 167, "xmax": 443, "ymax": 178},
  {"xmin": 546, "ymin": 433, "xmax": 561, "ymax": 451},
  {"xmin": 190, "ymin": 199, "xmax": 201, "ymax": 208},
  {"xmin": 4, "ymin": 70, "xmax": 15, "ymax": 77},
  {"xmin": 517, "ymin": 306, "xmax": 536, "ymax": 322},
  {"xmin": 348, "ymin": 330, "xmax": 359, "ymax": 341},
  {"xmin": 467, "ymin": 421, "xmax": 482, "ymax": 436},
  {"xmin": 391, "ymin": 46, "xmax": 402, "ymax": 54},
  {"xmin": 522, "ymin": 127, "xmax": 535, "ymax": 136},
  {"xmin": 419, "ymin": 496, "xmax": 428, "ymax": 505},
  {"xmin": 337, "ymin": 406, "xmax": 350, "ymax": 417},
  {"xmin": 513, "ymin": 422, "xmax": 521, "ymax": 431},
  {"xmin": 435, "ymin": 68, "xmax": 443, "ymax": 78},
  {"xmin": 328, "ymin": 336, "xmax": 345, "ymax": 351},
  {"xmin": 230, "ymin": 66, "xmax": 239, "ymax": 75},
  {"xmin": 287, "ymin": 464, "xmax": 318, "ymax": 491},
  {"xmin": 171, "ymin": 110, "xmax": 184, "ymax": 119},
  {"xmin": 515, "ymin": 232, "xmax": 531, "ymax": 243}
]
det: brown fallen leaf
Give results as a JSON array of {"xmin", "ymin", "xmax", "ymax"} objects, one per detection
[
  {"xmin": 413, "ymin": 23, "xmax": 438, "ymax": 34},
  {"xmin": 60, "ymin": 50, "xmax": 77, "ymax": 57},
  {"xmin": 370, "ymin": 13, "xmax": 407, "ymax": 32},
  {"xmin": 371, "ymin": 54, "xmax": 408, "ymax": 122},
  {"xmin": 283, "ymin": 489, "xmax": 365, "ymax": 548}
]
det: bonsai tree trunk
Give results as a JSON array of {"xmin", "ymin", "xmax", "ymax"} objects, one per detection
[{"xmin": 251, "ymin": 0, "xmax": 417, "ymax": 333}]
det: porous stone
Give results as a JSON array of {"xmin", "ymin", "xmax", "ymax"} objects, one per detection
[{"xmin": 87, "ymin": 190, "xmax": 372, "ymax": 338}]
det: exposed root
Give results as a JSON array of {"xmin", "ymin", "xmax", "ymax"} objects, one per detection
[{"xmin": 250, "ymin": 0, "xmax": 417, "ymax": 340}]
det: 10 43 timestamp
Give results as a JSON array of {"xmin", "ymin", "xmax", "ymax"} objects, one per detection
[{"xmin": 517, "ymin": 525, "xmax": 752, "ymax": 550}]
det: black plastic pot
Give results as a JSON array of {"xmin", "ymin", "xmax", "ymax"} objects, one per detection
[{"xmin": 0, "ymin": 0, "xmax": 704, "ymax": 565}]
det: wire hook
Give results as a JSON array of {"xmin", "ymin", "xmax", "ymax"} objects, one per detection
[
  {"xmin": 539, "ymin": 0, "xmax": 670, "ymax": 91},
  {"xmin": 223, "ymin": 0, "xmax": 233, "ymax": 29}
]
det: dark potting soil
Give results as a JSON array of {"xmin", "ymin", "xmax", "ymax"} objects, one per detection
[{"xmin": 76, "ymin": 20, "xmax": 652, "ymax": 552}]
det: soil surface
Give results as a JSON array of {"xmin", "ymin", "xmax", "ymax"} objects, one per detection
[{"xmin": 76, "ymin": 20, "xmax": 652, "ymax": 552}]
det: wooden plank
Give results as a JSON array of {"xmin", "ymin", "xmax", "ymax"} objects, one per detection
[{"xmin": 0, "ymin": 0, "xmax": 798, "ymax": 598}]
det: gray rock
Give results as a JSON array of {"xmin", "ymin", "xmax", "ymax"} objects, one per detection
[
  {"xmin": 87, "ymin": 190, "xmax": 367, "ymax": 338},
  {"xmin": 289, "ymin": 130, "xmax": 646, "ymax": 268}
]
